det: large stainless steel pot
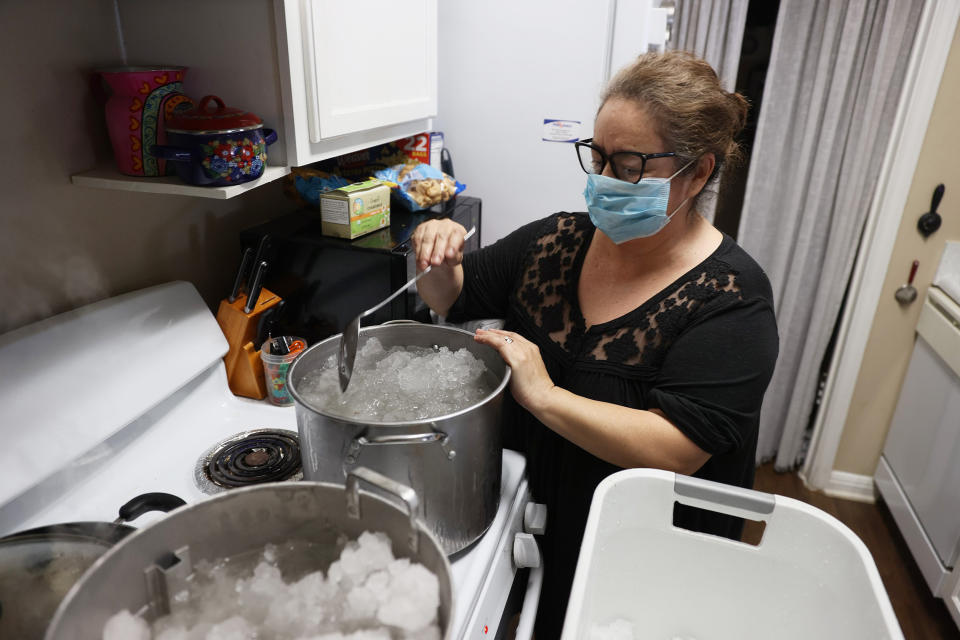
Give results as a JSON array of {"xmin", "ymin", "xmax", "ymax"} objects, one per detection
[
  {"xmin": 46, "ymin": 469, "xmax": 453, "ymax": 640},
  {"xmin": 288, "ymin": 323, "xmax": 511, "ymax": 555},
  {"xmin": 0, "ymin": 492, "xmax": 185, "ymax": 640}
]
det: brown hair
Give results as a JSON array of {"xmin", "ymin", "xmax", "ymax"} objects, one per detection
[{"xmin": 601, "ymin": 50, "xmax": 749, "ymax": 199}]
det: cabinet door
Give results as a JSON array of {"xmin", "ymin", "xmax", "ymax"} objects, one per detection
[
  {"xmin": 945, "ymin": 566, "xmax": 960, "ymax": 630},
  {"xmin": 303, "ymin": 0, "xmax": 437, "ymax": 140},
  {"xmin": 883, "ymin": 333, "xmax": 960, "ymax": 570}
]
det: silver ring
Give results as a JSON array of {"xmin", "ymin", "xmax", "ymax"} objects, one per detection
[{"xmin": 504, "ymin": 337, "xmax": 514, "ymax": 344}]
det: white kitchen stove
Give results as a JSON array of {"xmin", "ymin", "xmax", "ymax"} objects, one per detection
[{"xmin": 0, "ymin": 282, "xmax": 541, "ymax": 639}]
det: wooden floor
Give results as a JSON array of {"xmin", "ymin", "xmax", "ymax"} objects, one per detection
[{"xmin": 744, "ymin": 463, "xmax": 959, "ymax": 639}]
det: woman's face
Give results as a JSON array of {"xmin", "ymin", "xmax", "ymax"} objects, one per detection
[
  {"xmin": 592, "ymin": 97, "xmax": 677, "ymax": 180},
  {"xmin": 591, "ymin": 97, "xmax": 704, "ymax": 214}
]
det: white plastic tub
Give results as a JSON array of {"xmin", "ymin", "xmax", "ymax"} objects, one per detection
[{"xmin": 562, "ymin": 469, "xmax": 903, "ymax": 640}]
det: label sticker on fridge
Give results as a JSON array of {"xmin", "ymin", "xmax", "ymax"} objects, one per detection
[{"xmin": 542, "ymin": 119, "xmax": 581, "ymax": 143}]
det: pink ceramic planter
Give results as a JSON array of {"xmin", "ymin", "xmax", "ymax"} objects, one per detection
[{"xmin": 99, "ymin": 66, "xmax": 193, "ymax": 176}]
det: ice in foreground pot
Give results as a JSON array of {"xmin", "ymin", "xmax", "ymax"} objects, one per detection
[{"xmin": 45, "ymin": 470, "xmax": 454, "ymax": 640}]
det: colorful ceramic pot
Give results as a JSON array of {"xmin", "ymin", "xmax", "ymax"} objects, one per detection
[
  {"xmin": 151, "ymin": 95, "xmax": 277, "ymax": 187},
  {"xmin": 99, "ymin": 66, "xmax": 193, "ymax": 176}
]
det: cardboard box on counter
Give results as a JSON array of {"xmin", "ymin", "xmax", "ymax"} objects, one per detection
[{"xmin": 319, "ymin": 179, "xmax": 390, "ymax": 240}]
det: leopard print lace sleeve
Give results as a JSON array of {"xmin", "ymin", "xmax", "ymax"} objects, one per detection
[{"xmin": 514, "ymin": 213, "xmax": 744, "ymax": 369}]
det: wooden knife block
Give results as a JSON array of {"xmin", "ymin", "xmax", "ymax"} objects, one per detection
[{"xmin": 215, "ymin": 288, "xmax": 281, "ymax": 400}]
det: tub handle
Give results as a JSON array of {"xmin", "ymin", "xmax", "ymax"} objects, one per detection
[
  {"xmin": 346, "ymin": 466, "xmax": 420, "ymax": 554},
  {"xmin": 346, "ymin": 428, "xmax": 456, "ymax": 464},
  {"xmin": 674, "ymin": 474, "xmax": 775, "ymax": 516}
]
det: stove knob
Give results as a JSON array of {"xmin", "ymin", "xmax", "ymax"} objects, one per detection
[
  {"xmin": 513, "ymin": 532, "xmax": 541, "ymax": 569},
  {"xmin": 523, "ymin": 502, "xmax": 547, "ymax": 535}
]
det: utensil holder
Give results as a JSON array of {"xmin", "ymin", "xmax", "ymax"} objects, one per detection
[
  {"xmin": 260, "ymin": 337, "xmax": 306, "ymax": 406},
  {"xmin": 215, "ymin": 288, "xmax": 281, "ymax": 400}
]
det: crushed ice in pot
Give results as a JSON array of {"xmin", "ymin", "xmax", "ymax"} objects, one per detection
[
  {"xmin": 297, "ymin": 337, "xmax": 496, "ymax": 421},
  {"xmin": 102, "ymin": 531, "xmax": 442, "ymax": 640}
]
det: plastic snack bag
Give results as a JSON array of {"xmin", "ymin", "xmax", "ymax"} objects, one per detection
[
  {"xmin": 373, "ymin": 162, "xmax": 465, "ymax": 211},
  {"xmin": 284, "ymin": 166, "xmax": 351, "ymax": 208}
]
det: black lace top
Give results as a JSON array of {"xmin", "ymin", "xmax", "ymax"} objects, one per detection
[{"xmin": 448, "ymin": 212, "xmax": 778, "ymax": 637}]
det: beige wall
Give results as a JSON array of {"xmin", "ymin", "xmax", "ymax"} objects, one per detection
[
  {"xmin": 833, "ymin": 22, "xmax": 960, "ymax": 475},
  {"xmin": 0, "ymin": 0, "xmax": 297, "ymax": 335}
]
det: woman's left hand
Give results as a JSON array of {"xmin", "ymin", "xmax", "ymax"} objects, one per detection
[{"xmin": 474, "ymin": 328, "xmax": 556, "ymax": 413}]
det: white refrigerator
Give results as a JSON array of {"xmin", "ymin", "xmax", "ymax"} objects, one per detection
[{"xmin": 435, "ymin": 0, "xmax": 666, "ymax": 244}]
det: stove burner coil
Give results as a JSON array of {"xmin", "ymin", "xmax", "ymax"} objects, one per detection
[{"xmin": 197, "ymin": 430, "xmax": 302, "ymax": 492}]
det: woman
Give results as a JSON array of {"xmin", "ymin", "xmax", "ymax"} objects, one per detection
[{"xmin": 413, "ymin": 51, "xmax": 778, "ymax": 637}]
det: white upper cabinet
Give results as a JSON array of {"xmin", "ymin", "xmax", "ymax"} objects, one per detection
[
  {"xmin": 121, "ymin": 0, "xmax": 438, "ymax": 169},
  {"xmin": 300, "ymin": 0, "xmax": 437, "ymax": 141}
]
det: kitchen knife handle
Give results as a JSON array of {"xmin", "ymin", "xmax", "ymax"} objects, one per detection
[
  {"xmin": 229, "ymin": 247, "xmax": 254, "ymax": 303},
  {"xmin": 244, "ymin": 261, "xmax": 268, "ymax": 314},
  {"xmin": 255, "ymin": 307, "xmax": 274, "ymax": 350},
  {"xmin": 255, "ymin": 299, "xmax": 285, "ymax": 349},
  {"xmin": 250, "ymin": 235, "xmax": 271, "ymax": 288}
]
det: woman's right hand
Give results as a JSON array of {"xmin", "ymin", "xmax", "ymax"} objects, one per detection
[{"xmin": 411, "ymin": 219, "xmax": 469, "ymax": 272}]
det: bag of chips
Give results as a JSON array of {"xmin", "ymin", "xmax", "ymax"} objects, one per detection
[
  {"xmin": 373, "ymin": 162, "xmax": 465, "ymax": 211},
  {"xmin": 284, "ymin": 166, "xmax": 351, "ymax": 208}
]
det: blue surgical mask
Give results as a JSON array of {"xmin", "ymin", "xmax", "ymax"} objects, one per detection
[{"xmin": 583, "ymin": 160, "xmax": 694, "ymax": 244}]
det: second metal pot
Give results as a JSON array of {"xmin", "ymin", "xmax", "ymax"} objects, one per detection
[
  {"xmin": 0, "ymin": 492, "xmax": 185, "ymax": 640},
  {"xmin": 288, "ymin": 323, "xmax": 511, "ymax": 555},
  {"xmin": 46, "ymin": 470, "xmax": 453, "ymax": 639}
]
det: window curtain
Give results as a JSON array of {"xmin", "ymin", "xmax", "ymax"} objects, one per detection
[
  {"xmin": 668, "ymin": 0, "xmax": 749, "ymax": 222},
  {"xmin": 737, "ymin": 0, "xmax": 923, "ymax": 469}
]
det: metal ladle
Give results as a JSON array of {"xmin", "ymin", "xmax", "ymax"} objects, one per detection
[
  {"xmin": 894, "ymin": 260, "xmax": 920, "ymax": 305},
  {"xmin": 338, "ymin": 226, "xmax": 475, "ymax": 392}
]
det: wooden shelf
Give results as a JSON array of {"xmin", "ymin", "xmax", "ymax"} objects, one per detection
[{"xmin": 71, "ymin": 165, "xmax": 291, "ymax": 200}]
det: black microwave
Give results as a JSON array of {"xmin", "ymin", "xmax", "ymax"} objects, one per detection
[{"xmin": 239, "ymin": 196, "xmax": 481, "ymax": 345}]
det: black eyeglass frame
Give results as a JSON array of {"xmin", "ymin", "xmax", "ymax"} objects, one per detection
[{"xmin": 574, "ymin": 138, "xmax": 678, "ymax": 184}]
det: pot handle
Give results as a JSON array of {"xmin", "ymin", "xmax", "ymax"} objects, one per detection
[
  {"xmin": 150, "ymin": 144, "xmax": 192, "ymax": 162},
  {"xmin": 346, "ymin": 466, "xmax": 420, "ymax": 554},
  {"xmin": 197, "ymin": 94, "xmax": 227, "ymax": 113},
  {"xmin": 115, "ymin": 492, "xmax": 186, "ymax": 523},
  {"xmin": 346, "ymin": 429, "xmax": 456, "ymax": 465},
  {"xmin": 263, "ymin": 128, "xmax": 277, "ymax": 146}
]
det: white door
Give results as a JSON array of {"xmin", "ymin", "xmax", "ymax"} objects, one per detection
[
  {"xmin": 303, "ymin": 0, "xmax": 437, "ymax": 141},
  {"xmin": 434, "ymin": 0, "xmax": 618, "ymax": 245}
]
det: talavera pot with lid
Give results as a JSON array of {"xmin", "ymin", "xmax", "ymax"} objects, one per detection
[{"xmin": 152, "ymin": 95, "xmax": 277, "ymax": 187}]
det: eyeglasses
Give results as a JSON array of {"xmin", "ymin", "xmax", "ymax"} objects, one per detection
[{"xmin": 574, "ymin": 138, "xmax": 677, "ymax": 184}]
